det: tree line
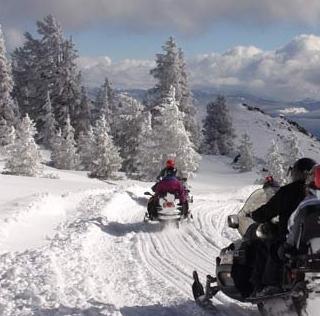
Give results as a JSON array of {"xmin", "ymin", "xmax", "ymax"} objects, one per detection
[
  {"xmin": 0, "ymin": 16, "xmax": 299, "ymax": 183},
  {"xmin": 0, "ymin": 17, "xmax": 203, "ymax": 179}
]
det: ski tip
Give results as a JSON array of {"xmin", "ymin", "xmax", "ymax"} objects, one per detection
[{"xmin": 193, "ymin": 270, "xmax": 199, "ymax": 280}]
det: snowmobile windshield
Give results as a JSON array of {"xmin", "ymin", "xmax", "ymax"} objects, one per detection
[{"xmin": 237, "ymin": 187, "xmax": 278, "ymax": 236}]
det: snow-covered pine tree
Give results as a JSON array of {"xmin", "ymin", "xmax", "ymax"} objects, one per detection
[
  {"xmin": 5, "ymin": 114, "xmax": 43, "ymax": 176},
  {"xmin": 78, "ymin": 125, "xmax": 95, "ymax": 170},
  {"xmin": 177, "ymin": 48, "xmax": 201, "ymax": 148},
  {"xmin": 40, "ymin": 91, "xmax": 58, "ymax": 147},
  {"xmin": 148, "ymin": 37, "xmax": 200, "ymax": 147},
  {"xmin": 237, "ymin": 133, "xmax": 255, "ymax": 172},
  {"xmin": 0, "ymin": 119, "xmax": 15, "ymax": 155},
  {"xmin": 89, "ymin": 115, "xmax": 122, "ymax": 179},
  {"xmin": 50, "ymin": 128, "xmax": 62, "ymax": 166},
  {"xmin": 11, "ymin": 32, "xmax": 43, "ymax": 126},
  {"xmin": 0, "ymin": 25, "xmax": 16, "ymax": 126},
  {"xmin": 12, "ymin": 17, "xmax": 60, "ymax": 130},
  {"xmin": 282, "ymin": 134, "xmax": 303, "ymax": 168},
  {"xmin": 4, "ymin": 125, "xmax": 16, "ymax": 155},
  {"xmin": 92, "ymin": 78, "xmax": 115, "ymax": 125},
  {"xmin": 138, "ymin": 86, "xmax": 200, "ymax": 180},
  {"xmin": 51, "ymin": 115, "xmax": 79, "ymax": 169},
  {"xmin": 12, "ymin": 16, "xmax": 82, "ymax": 131},
  {"xmin": 0, "ymin": 118, "xmax": 9, "ymax": 147},
  {"xmin": 54, "ymin": 38, "xmax": 82, "ymax": 127},
  {"xmin": 135, "ymin": 111, "xmax": 159, "ymax": 180},
  {"xmin": 202, "ymin": 96, "xmax": 235, "ymax": 155},
  {"xmin": 74, "ymin": 86, "xmax": 92, "ymax": 136},
  {"xmin": 111, "ymin": 93, "xmax": 145, "ymax": 175},
  {"xmin": 281, "ymin": 134, "xmax": 303, "ymax": 183},
  {"xmin": 265, "ymin": 140, "xmax": 286, "ymax": 184},
  {"xmin": 150, "ymin": 37, "xmax": 180, "ymax": 103}
]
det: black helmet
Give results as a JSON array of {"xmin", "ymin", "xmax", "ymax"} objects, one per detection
[{"xmin": 290, "ymin": 158, "xmax": 317, "ymax": 182}]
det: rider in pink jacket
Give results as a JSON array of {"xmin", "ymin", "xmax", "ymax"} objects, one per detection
[
  {"xmin": 147, "ymin": 167, "xmax": 189, "ymax": 219},
  {"xmin": 154, "ymin": 173, "xmax": 187, "ymax": 204}
]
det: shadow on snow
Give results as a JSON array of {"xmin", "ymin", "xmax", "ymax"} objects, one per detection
[{"xmin": 92, "ymin": 218, "xmax": 165, "ymax": 236}]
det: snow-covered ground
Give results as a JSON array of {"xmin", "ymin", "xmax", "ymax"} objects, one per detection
[
  {"xmin": 0, "ymin": 155, "xmax": 319, "ymax": 315},
  {"xmin": 0, "ymin": 154, "xmax": 258, "ymax": 316},
  {"xmin": 1, "ymin": 104, "xmax": 320, "ymax": 315}
]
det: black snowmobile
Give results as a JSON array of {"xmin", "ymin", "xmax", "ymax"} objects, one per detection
[{"xmin": 192, "ymin": 186, "xmax": 320, "ymax": 315}]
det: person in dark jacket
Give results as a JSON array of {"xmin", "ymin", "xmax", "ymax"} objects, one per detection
[
  {"xmin": 252, "ymin": 158, "xmax": 317, "ymax": 241},
  {"xmin": 250, "ymin": 157, "xmax": 316, "ymax": 295}
]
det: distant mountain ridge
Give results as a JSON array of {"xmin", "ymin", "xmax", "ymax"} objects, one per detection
[{"xmin": 86, "ymin": 87, "xmax": 320, "ymax": 137}]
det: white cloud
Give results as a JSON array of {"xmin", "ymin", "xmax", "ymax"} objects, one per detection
[
  {"xmin": 2, "ymin": 0, "xmax": 320, "ymax": 33},
  {"xmin": 79, "ymin": 34, "xmax": 320, "ymax": 101},
  {"xmin": 77, "ymin": 56, "xmax": 155, "ymax": 89},
  {"xmin": 279, "ymin": 107, "xmax": 309, "ymax": 115}
]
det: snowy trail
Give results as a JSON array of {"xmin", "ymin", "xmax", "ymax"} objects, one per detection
[{"xmin": 0, "ymin": 157, "xmax": 264, "ymax": 316}]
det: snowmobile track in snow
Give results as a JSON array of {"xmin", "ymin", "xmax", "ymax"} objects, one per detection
[{"xmin": 0, "ymin": 184, "xmax": 259, "ymax": 315}]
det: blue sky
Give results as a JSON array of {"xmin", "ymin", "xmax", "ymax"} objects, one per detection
[
  {"xmin": 70, "ymin": 22, "xmax": 320, "ymax": 61},
  {"xmin": 2, "ymin": 0, "xmax": 320, "ymax": 58},
  {"xmin": 3, "ymin": 0, "xmax": 320, "ymax": 100}
]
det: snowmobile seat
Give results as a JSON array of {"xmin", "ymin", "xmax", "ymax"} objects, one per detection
[
  {"xmin": 295, "ymin": 204, "xmax": 320, "ymax": 252},
  {"xmin": 291, "ymin": 204, "xmax": 320, "ymax": 271}
]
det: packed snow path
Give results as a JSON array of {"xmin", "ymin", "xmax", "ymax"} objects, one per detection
[{"xmin": 0, "ymin": 157, "xmax": 267, "ymax": 315}]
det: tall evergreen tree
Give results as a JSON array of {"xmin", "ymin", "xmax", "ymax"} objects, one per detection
[
  {"xmin": 53, "ymin": 37, "xmax": 81, "ymax": 127},
  {"xmin": 40, "ymin": 91, "xmax": 58, "ymax": 147},
  {"xmin": 89, "ymin": 115, "xmax": 122, "ymax": 179},
  {"xmin": 112, "ymin": 93, "xmax": 145, "ymax": 174},
  {"xmin": 137, "ymin": 87, "xmax": 200, "ymax": 180},
  {"xmin": 50, "ymin": 128, "xmax": 62, "ymax": 166},
  {"xmin": 92, "ymin": 78, "xmax": 115, "ymax": 125},
  {"xmin": 5, "ymin": 114, "xmax": 43, "ymax": 176},
  {"xmin": 12, "ymin": 15, "xmax": 82, "ymax": 133},
  {"xmin": 11, "ymin": 32, "xmax": 43, "ymax": 126},
  {"xmin": 74, "ymin": 86, "xmax": 92, "ymax": 136},
  {"xmin": 177, "ymin": 48, "xmax": 201, "ymax": 147},
  {"xmin": 237, "ymin": 133, "xmax": 255, "ymax": 172},
  {"xmin": 148, "ymin": 37, "xmax": 200, "ymax": 147},
  {"xmin": 0, "ymin": 25, "xmax": 16, "ymax": 126},
  {"xmin": 150, "ymin": 37, "xmax": 180, "ymax": 102},
  {"xmin": 202, "ymin": 96, "xmax": 235, "ymax": 155},
  {"xmin": 135, "ymin": 111, "xmax": 157, "ymax": 180}
]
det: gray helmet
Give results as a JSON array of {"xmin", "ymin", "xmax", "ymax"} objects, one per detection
[{"xmin": 290, "ymin": 158, "xmax": 317, "ymax": 182}]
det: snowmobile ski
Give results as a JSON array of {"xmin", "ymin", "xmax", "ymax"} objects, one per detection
[{"xmin": 192, "ymin": 271, "xmax": 220, "ymax": 311}]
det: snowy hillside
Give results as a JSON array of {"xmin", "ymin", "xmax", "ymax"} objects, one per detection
[
  {"xmin": 192, "ymin": 91, "xmax": 320, "ymax": 138},
  {"xmin": 231, "ymin": 103, "xmax": 320, "ymax": 162}
]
